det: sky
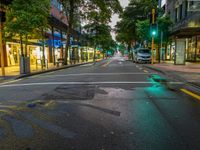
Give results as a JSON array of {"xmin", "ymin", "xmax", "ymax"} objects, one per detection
[{"xmin": 110, "ymin": 0, "xmax": 129, "ymax": 39}]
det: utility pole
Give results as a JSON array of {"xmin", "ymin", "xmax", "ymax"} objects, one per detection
[{"xmin": 0, "ymin": 5, "xmax": 5, "ymax": 77}]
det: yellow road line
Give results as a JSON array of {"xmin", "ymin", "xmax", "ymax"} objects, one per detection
[
  {"xmin": 143, "ymin": 70, "xmax": 148, "ymax": 73},
  {"xmin": 180, "ymin": 88, "xmax": 200, "ymax": 101},
  {"xmin": 102, "ymin": 61, "xmax": 111, "ymax": 67}
]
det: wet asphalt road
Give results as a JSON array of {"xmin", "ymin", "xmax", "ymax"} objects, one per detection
[{"xmin": 0, "ymin": 55, "xmax": 200, "ymax": 150}]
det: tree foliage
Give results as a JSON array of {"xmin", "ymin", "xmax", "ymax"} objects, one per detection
[
  {"xmin": 58, "ymin": 0, "xmax": 122, "ymax": 64},
  {"xmin": 136, "ymin": 15, "xmax": 173, "ymax": 45},
  {"xmin": 115, "ymin": 0, "xmax": 157, "ymax": 51},
  {"xmin": 84, "ymin": 22, "xmax": 116, "ymax": 56},
  {"xmin": 5, "ymin": 0, "xmax": 50, "ymax": 38}
]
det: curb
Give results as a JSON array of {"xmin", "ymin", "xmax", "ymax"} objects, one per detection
[
  {"xmin": 16, "ymin": 62, "xmax": 94, "ymax": 79},
  {"xmin": 142, "ymin": 65, "xmax": 166, "ymax": 75},
  {"xmin": 142, "ymin": 64, "xmax": 200, "ymax": 94}
]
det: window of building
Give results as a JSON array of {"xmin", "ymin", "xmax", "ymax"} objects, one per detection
[
  {"xmin": 175, "ymin": 8, "xmax": 178, "ymax": 22},
  {"xmin": 185, "ymin": 1, "xmax": 188, "ymax": 17},
  {"xmin": 179, "ymin": 4, "xmax": 182, "ymax": 20}
]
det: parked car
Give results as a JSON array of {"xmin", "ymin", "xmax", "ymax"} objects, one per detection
[{"xmin": 133, "ymin": 48, "xmax": 151, "ymax": 63}]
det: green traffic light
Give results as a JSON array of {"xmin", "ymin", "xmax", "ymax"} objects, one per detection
[{"xmin": 152, "ymin": 31, "xmax": 156, "ymax": 36}]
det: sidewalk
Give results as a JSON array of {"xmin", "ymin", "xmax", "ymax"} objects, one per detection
[
  {"xmin": 143, "ymin": 61, "xmax": 200, "ymax": 87},
  {"xmin": 0, "ymin": 59, "xmax": 96, "ymax": 83}
]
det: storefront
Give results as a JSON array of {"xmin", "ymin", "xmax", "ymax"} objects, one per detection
[
  {"xmin": 186, "ymin": 36, "xmax": 200, "ymax": 62},
  {"xmin": 6, "ymin": 43, "xmax": 20, "ymax": 66},
  {"xmin": 6, "ymin": 42, "xmax": 50, "ymax": 67}
]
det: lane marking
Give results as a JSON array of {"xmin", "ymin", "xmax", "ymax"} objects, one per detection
[
  {"xmin": 0, "ymin": 81, "xmax": 184, "ymax": 88},
  {"xmin": 102, "ymin": 60, "xmax": 112, "ymax": 67},
  {"xmin": 0, "ymin": 79, "xmax": 22, "ymax": 85},
  {"xmin": 143, "ymin": 70, "xmax": 148, "ymax": 73},
  {"xmin": 37, "ymin": 72, "xmax": 156, "ymax": 77},
  {"xmin": 180, "ymin": 88, "xmax": 200, "ymax": 101}
]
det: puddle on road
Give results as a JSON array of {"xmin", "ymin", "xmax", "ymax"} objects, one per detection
[{"xmin": 148, "ymin": 74, "xmax": 184, "ymax": 91}]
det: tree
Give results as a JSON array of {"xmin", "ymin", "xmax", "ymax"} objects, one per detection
[
  {"xmin": 136, "ymin": 15, "xmax": 173, "ymax": 61},
  {"xmin": 5, "ymin": 0, "xmax": 50, "ymax": 56},
  {"xmin": 136, "ymin": 19, "xmax": 151, "ymax": 46},
  {"xmin": 4, "ymin": 0, "xmax": 50, "ymax": 72},
  {"xmin": 58, "ymin": 0, "xmax": 122, "ymax": 64},
  {"xmin": 115, "ymin": 0, "xmax": 157, "ymax": 59}
]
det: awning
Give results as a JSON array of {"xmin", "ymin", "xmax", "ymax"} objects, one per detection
[{"xmin": 171, "ymin": 27, "xmax": 200, "ymax": 38}]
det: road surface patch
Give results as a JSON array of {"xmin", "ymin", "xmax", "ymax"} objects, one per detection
[
  {"xmin": 3, "ymin": 115, "xmax": 34, "ymax": 138},
  {"xmin": 180, "ymin": 89, "xmax": 200, "ymax": 101},
  {"xmin": 21, "ymin": 113, "xmax": 76, "ymax": 139},
  {"xmin": 0, "ymin": 127, "xmax": 5, "ymax": 139}
]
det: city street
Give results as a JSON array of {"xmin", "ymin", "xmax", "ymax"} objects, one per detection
[{"xmin": 0, "ymin": 54, "xmax": 200, "ymax": 150}]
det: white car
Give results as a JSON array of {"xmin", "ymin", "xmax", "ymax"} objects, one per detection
[{"xmin": 133, "ymin": 48, "xmax": 151, "ymax": 63}]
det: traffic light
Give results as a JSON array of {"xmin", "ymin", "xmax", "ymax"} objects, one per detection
[
  {"xmin": 0, "ymin": 11, "xmax": 6, "ymax": 23},
  {"xmin": 149, "ymin": 8, "xmax": 157, "ymax": 37},
  {"xmin": 150, "ymin": 13, "xmax": 157, "ymax": 24},
  {"xmin": 150, "ymin": 23, "xmax": 158, "ymax": 37}
]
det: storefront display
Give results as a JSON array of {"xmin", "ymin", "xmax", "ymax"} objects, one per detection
[
  {"xmin": 6, "ymin": 43, "xmax": 20, "ymax": 66},
  {"xmin": 6, "ymin": 42, "xmax": 50, "ymax": 67},
  {"xmin": 186, "ymin": 36, "xmax": 200, "ymax": 62}
]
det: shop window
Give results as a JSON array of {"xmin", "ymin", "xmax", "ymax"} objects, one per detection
[
  {"xmin": 186, "ymin": 37, "xmax": 196, "ymax": 61},
  {"xmin": 197, "ymin": 36, "xmax": 200, "ymax": 61},
  {"xmin": 175, "ymin": 8, "xmax": 178, "ymax": 22}
]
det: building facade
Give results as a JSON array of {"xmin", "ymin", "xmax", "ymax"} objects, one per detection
[
  {"xmin": 166, "ymin": 0, "xmax": 200, "ymax": 64},
  {"xmin": 0, "ymin": 0, "xmax": 96, "ymax": 75}
]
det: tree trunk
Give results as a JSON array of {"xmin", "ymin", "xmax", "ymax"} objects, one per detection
[
  {"xmin": 42, "ymin": 29, "xmax": 46, "ymax": 69},
  {"xmin": 60, "ymin": 30, "xmax": 63, "ymax": 59},
  {"xmin": 128, "ymin": 44, "xmax": 132, "ymax": 60},
  {"xmin": 20, "ymin": 35, "xmax": 24, "ymax": 57},
  {"xmin": 165, "ymin": 43, "xmax": 168, "ymax": 60},
  {"xmin": 64, "ymin": 0, "xmax": 74, "ymax": 65},
  {"xmin": 25, "ymin": 34, "xmax": 28, "ymax": 57},
  {"xmin": 158, "ymin": 43, "xmax": 161, "ymax": 63},
  {"xmin": 93, "ymin": 46, "xmax": 96, "ymax": 62}
]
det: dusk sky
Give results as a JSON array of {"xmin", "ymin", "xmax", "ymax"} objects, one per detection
[{"xmin": 110, "ymin": 0, "xmax": 129, "ymax": 39}]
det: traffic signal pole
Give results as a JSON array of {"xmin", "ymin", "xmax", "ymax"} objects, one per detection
[{"xmin": 151, "ymin": 8, "xmax": 155, "ymax": 65}]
